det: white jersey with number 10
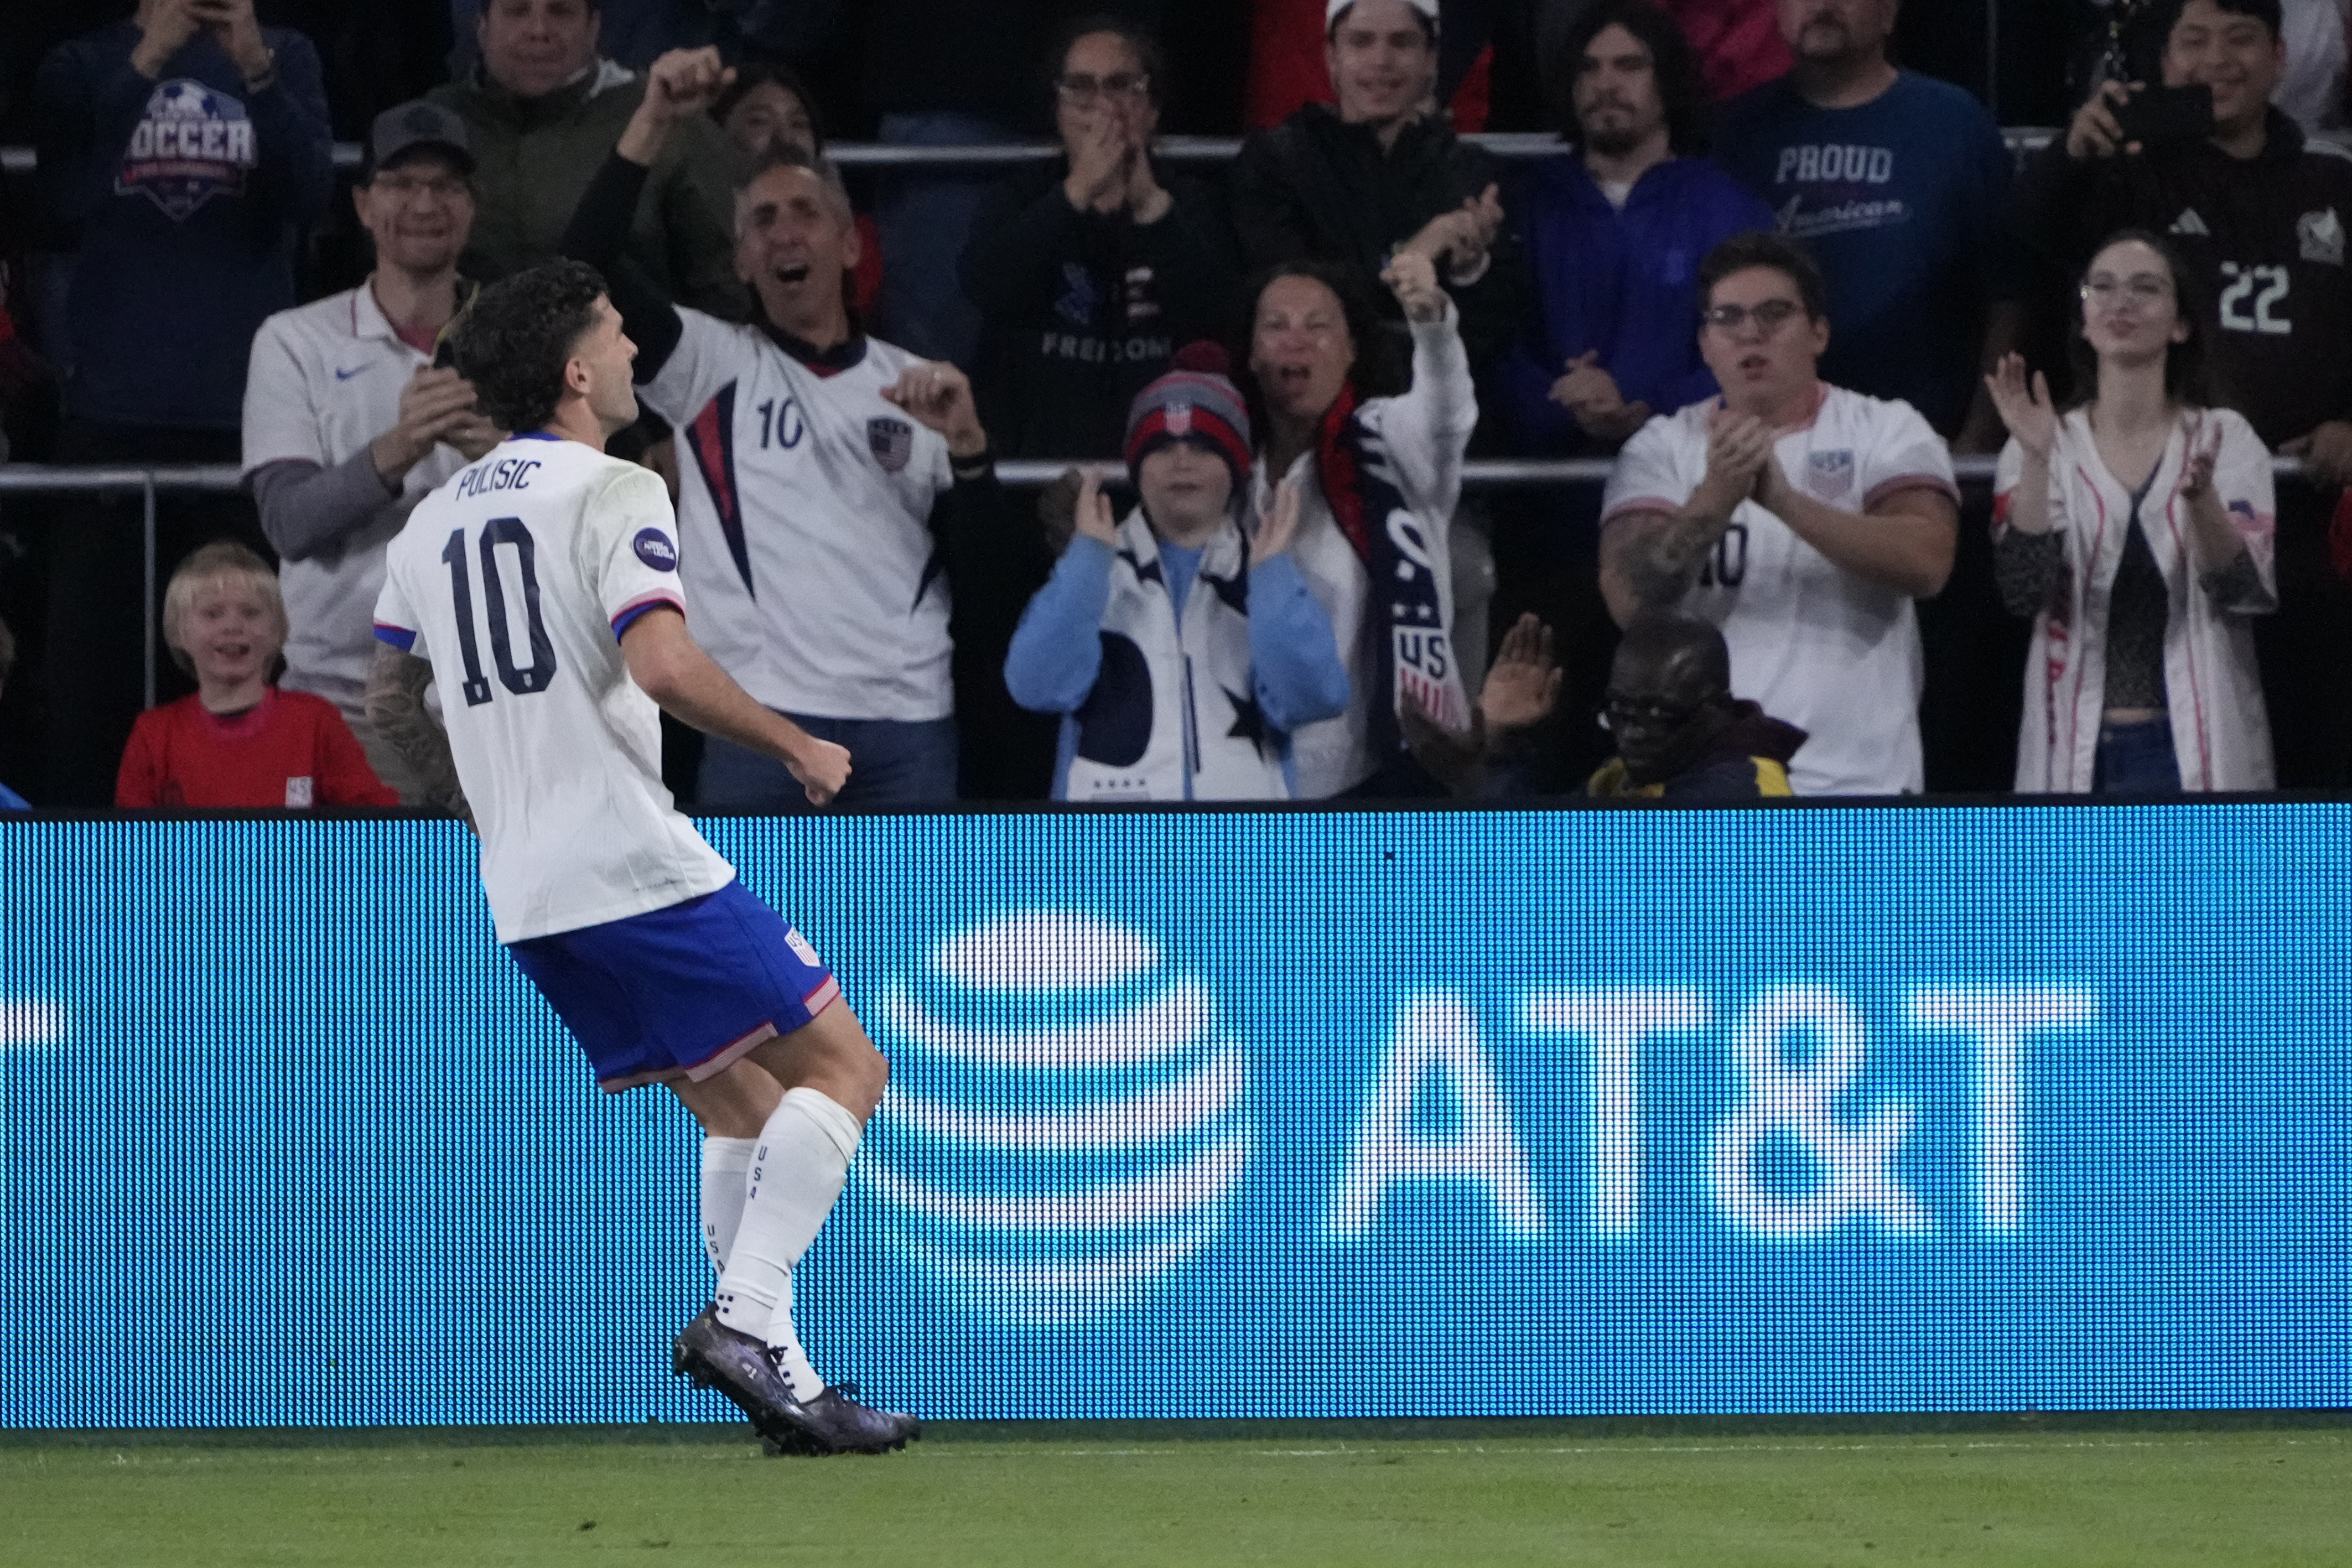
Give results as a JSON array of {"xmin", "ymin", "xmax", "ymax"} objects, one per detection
[{"xmin": 373, "ymin": 433, "xmax": 734, "ymax": 943}]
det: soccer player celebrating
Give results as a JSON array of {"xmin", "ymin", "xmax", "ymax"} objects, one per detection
[{"xmin": 362, "ymin": 259, "xmax": 916, "ymax": 1456}]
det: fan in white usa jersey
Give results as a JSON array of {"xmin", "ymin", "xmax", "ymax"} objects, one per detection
[
  {"xmin": 1600, "ymin": 231, "xmax": 1960, "ymax": 795},
  {"xmin": 558, "ymin": 46, "xmax": 1041, "ymax": 808},
  {"xmin": 364, "ymin": 259, "xmax": 916, "ymax": 1456}
]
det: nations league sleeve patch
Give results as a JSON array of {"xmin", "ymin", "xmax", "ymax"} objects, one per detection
[{"xmin": 633, "ymin": 528, "xmax": 679, "ymax": 572}]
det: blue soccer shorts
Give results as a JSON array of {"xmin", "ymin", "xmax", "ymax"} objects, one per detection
[{"xmin": 506, "ymin": 878, "xmax": 842, "ymax": 1093}]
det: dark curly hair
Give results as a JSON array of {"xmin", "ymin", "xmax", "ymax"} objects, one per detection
[
  {"xmin": 449, "ymin": 259, "xmax": 608, "ymax": 435},
  {"xmin": 1238, "ymin": 259, "xmax": 1409, "ymax": 450},
  {"xmin": 1553, "ymin": 0, "xmax": 1712, "ymax": 154}
]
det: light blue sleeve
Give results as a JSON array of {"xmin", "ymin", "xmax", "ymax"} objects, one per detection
[
  {"xmin": 1004, "ymin": 535, "xmax": 1117, "ymax": 714},
  {"xmin": 1247, "ymin": 553, "xmax": 1352, "ymax": 731}
]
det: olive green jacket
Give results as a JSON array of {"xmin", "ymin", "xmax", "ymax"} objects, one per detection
[{"xmin": 428, "ymin": 60, "xmax": 747, "ymax": 318}]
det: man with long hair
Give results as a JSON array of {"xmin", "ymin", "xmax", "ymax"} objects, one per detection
[{"xmin": 1491, "ymin": 0, "xmax": 1774, "ymax": 458}]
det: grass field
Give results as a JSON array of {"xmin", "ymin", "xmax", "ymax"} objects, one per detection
[{"xmin": 5, "ymin": 1420, "xmax": 2348, "ymax": 1566}]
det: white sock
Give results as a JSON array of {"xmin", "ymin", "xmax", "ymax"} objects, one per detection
[
  {"xmin": 698, "ymin": 1137, "xmax": 755, "ymax": 1275},
  {"xmin": 714, "ymin": 1088, "xmax": 863, "ymax": 1400}
]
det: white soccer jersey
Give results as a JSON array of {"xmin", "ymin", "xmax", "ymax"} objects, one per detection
[
  {"xmin": 241, "ymin": 284, "xmax": 469, "ymax": 720},
  {"xmin": 1602, "ymin": 386, "xmax": 1958, "ymax": 796},
  {"xmin": 639, "ymin": 311, "xmax": 956, "ymax": 721},
  {"xmin": 373, "ymin": 434, "xmax": 734, "ymax": 942}
]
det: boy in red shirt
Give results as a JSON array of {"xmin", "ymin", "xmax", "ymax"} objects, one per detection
[{"xmin": 115, "ymin": 543, "xmax": 397, "ymax": 809}]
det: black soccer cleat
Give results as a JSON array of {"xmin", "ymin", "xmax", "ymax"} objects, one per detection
[
  {"xmin": 756, "ymin": 1373, "xmax": 921, "ymax": 1457},
  {"xmin": 671, "ymin": 1305, "xmax": 802, "ymax": 1446}
]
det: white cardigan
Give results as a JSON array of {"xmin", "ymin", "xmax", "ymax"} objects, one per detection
[
  {"xmin": 1250, "ymin": 300, "xmax": 1478, "ymax": 798},
  {"xmin": 1995, "ymin": 408, "xmax": 2277, "ymax": 793}
]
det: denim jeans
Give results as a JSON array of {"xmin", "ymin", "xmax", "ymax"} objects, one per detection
[
  {"xmin": 2092, "ymin": 715, "xmax": 2182, "ymax": 794},
  {"xmin": 695, "ymin": 713, "xmax": 959, "ymax": 811}
]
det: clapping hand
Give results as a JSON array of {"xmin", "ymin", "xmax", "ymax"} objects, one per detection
[
  {"xmin": 1982, "ymin": 352, "xmax": 2059, "ymax": 459},
  {"xmin": 1063, "ymin": 105, "xmax": 1130, "ymax": 212},
  {"xmin": 1072, "ymin": 466, "xmax": 1119, "ymax": 545},
  {"xmin": 1693, "ymin": 404, "xmax": 1774, "ymax": 518},
  {"xmin": 373, "ymin": 366, "xmax": 489, "ymax": 481},
  {"xmin": 2179, "ymin": 419, "xmax": 2223, "ymax": 500},
  {"xmin": 1400, "ymin": 685, "xmax": 1482, "ymax": 794},
  {"xmin": 1477, "ymin": 613, "xmax": 1562, "ymax": 735},
  {"xmin": 1251, "ymin": 477, "xmax": 1303, "ymax": 562},
  {"xmin": 1402, "ymin": 184, "xmax": 1504, "ymax": 280}
]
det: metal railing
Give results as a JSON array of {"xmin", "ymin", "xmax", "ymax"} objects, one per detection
[{"xmin": 0, "ymin": 128, "xmax": 2060, "ymax": 179}]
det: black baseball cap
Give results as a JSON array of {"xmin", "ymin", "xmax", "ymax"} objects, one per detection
[{"xmin": 365, "ymin": 101, "xmax": 475, "ymax": 180}]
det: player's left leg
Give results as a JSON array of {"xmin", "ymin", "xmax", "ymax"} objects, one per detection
[{"xmin": 669, "ymin": 1063, "xmax": 783, "ymax": 1274}]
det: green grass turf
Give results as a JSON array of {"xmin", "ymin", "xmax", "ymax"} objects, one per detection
[{"xmin": 4, "ymin": 1422, "xmax": 2348, "ymax": 1567}]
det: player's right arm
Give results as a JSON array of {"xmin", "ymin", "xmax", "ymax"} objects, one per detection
[
  {"xmin": 559, "ymin": 50, "xmax": 730, "ymax": 388},
  {"xmin": 362, "ymin": 642, "xmax": 475, "ymax": 829},
  {"xmin": 619, "ymin": 608, "xmax": 850, "ymax": 804}
]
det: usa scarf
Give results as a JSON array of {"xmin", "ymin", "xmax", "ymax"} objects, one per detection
[{"xmin": 1315, "ymin": 386, "xmax": 1471, "ymax": 739}]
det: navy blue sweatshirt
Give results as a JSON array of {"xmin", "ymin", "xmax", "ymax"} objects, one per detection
[{"xmin": 34, "ymin": 22, "xmax": 331, "ymax": 429}]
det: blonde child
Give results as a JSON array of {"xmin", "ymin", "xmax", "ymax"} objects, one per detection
[{"xmin": 115, "ymin": 543, "xmax": 397, "ymax": 809}]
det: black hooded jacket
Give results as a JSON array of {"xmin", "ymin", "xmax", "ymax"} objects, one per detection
[{"xmin": 1229, "ymin": 102, "xmax": 1524, "ymax": 371}]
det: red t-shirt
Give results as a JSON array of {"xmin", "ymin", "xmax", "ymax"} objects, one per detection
[
  {"xmin": 1659, "ymin": 0, "xmax": 1794, "ymax": 105},
  {"xmin": 115, "ymin": 688, "xmax": 398, "ymax": 809}
]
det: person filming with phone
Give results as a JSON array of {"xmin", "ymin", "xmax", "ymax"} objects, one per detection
[{"xmin": 2017, "ymin": 0, "xmax": 2352, "ymax": 790}]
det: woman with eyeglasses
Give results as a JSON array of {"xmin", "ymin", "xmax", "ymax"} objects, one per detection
[
  {"xmin": 958, "ymin": 15, "xmax": 1240, "ymax": 461},
  {"xmin": 1985, "ymin": 228, "xmax": 2277, "ymax": 794}
]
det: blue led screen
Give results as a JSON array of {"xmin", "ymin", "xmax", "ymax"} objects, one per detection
[{"xmin": 1, "ymin": 806, "xmax": 2346, "ymax": 1427}]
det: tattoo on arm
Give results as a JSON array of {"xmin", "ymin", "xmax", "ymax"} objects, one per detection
[
  {"xmin": 1622, "ymin": 510, "xmax": 1723, "ymax": 611},
  {"xmin": 364, "ymin": 642, "xmax": 475, "ymax": 830}
]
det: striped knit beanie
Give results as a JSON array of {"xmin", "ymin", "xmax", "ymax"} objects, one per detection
[{"xmin": 1125, "ymin": 342, "xmax": 1253, "ymax": 494}]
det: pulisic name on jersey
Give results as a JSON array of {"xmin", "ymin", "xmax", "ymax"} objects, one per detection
[{"xmin": 454, "ymin": 456, "xmax": 541, "ymax": 501}]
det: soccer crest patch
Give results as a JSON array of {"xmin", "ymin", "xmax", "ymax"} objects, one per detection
[
  {"xmin": 2299, "ymin": 207, "xmax": 2344, "ymax": 266},
  {"xmin": 118, "ymin": 79, "xmax": 257, "ymax": 221},
  {"xmin": 868, "ymin": 417, "xmax": 914, "ymax": 473},
  {"xmin": 1808, "ymin": 449, "xmax": 1856, "ymax": 500}
]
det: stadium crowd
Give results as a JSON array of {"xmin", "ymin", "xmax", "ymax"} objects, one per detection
[{"xmin": 0, "ymin": 0, "xmax": 2345, "ymax": 808}]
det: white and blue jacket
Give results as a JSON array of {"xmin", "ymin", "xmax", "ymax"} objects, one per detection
[{"xmin": 1004, "ymin": 507, "xmax": 1351, "ymax": 801}]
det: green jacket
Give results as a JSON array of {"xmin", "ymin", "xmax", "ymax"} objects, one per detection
[{"xmin": 428, "ymin": 60, "xmax": 746, "ymax": 318}]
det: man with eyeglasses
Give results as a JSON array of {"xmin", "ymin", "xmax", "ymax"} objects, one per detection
[
  {"xmin": 1598, "ymin": 231, "xmax": 1959, "ymax": 796},
  {"xmin": 960, "ymin": 18, "xmax": 1240, "ymax": 464},
  {"xmin": 1401, "ymin": 608, "xmax": 1805, "ymax": 798},
  {"xmin": 2021, "ymin": 0, "xmax": 2352, "ymax": 787},
  {"xmin": 240, "ymin": 102, "xmax": 502, "ymax": 799}
]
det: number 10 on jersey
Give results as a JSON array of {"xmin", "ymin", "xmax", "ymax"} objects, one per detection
[{"xmin": 440, "ymin": 518, "xmax": 560, "ymax": 707}]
